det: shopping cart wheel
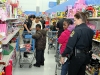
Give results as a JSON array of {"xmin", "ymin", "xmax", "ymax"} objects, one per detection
[
  {"xmin": 29, "ymin": 64, "xmax": 32, "ymax": 68},
  {"xmin": 20, "ymin": 65, "xmax": 23, "ymax": 68}
]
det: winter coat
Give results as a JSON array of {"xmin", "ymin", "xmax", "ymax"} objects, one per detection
[
  {"xmin": 32, "ymin": 29, "xmax": 46, "ymax": 50},
  {"xmin": 58, "ymin": 25, "xmax": 75, "ymax": 54}
]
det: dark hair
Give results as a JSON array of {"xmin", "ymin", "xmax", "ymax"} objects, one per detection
[
  {"xmin": 36, "ymin": 24, "xmax": 41, "ymax": 28},
  {"xmin": 64, "ymin": 19, "xmax": 73, "ymax": 25},
  {"xmin": 74, "ymin": 12, "xmax": 88, "ymax": 23},
  {"xmin": 36, "ymin": 17, "xmax": 40, "ymax": 19},
  {"xmin": 53, "ymin": 22, "xmax": 56, "ymax": 24},
  {"xmin": 30, "ymin": 15, "xmax": 36, "ymax": 19}
]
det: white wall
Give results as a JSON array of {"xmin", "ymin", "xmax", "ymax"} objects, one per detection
[{"xmin": 18, "ymin": 0, "xmax": 56, "ymax": 12}]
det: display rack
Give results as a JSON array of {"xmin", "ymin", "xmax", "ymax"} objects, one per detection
[
  {"xmin": 0, "ymin": 43, "xmax": 16, "ymax": 72},
  {"xmin": 6, "ymin": 18, "xmax": 18, "ymax": 21},
  {"xmin": 1, "ymin": 28, "xmax": 19, "ymax": 44},
  {"xmin": 92, "ymin": 39, "xmax": 100, "ymax": 43},
  {"xmin": 86, "ymin": 71, "xmax": 91, "ymax": 75}
]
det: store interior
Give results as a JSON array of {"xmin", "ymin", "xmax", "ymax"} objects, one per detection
[{"xmin": 0, "ymin": 0, "xmax": 100, "ymax": 75}]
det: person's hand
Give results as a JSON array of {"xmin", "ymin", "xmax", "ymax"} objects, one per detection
[
  {"xmin": 28, "ymin": 30, "xmax": 31, "ymax": 33},
  {"xmin": 30, "ymin": 28, "xmax": 33, "ymax": 30},
  {"xmin": 60, "ymin": 57, "xmax": 65, "ymax": 64}
]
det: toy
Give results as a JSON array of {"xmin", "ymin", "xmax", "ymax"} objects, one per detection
[
  {"xmin": 0, "ymin": 7, "xmax": 7, "ymax": 21},
  {"xmin": 87, "ymin": 23, "xmax": 96, "ymax": 30},
  {"xmin": 85, "ymin": 6, "xmax": 95, "ymax": 17},
  {"xmin": 67, "ymin": 5, "xmax": 74, "ymax": 18},
  {"xmin": 96, "ymin": 6, "xmax": 100, "ymax": 17}
]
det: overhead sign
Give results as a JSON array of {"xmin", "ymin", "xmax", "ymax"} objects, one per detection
[{"xmin": 49, "ymin": 2, "xmax": 57, "ymax": 8}]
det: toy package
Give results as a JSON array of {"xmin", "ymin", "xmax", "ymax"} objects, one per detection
[
  {"xmin": 85, "ymin": 6, "xmax": 95, "ymax": 17},
  {"xmin": 87, "ymin": 23, "xmax": 96, "ymax": 30}
]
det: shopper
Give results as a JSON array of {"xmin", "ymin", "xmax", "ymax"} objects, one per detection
[
  {"xmin": 31, "ymin": 17, "xmax": 42, "ymax": 30},
  {"xmin": 58, "ymin": 19, "xmax": 75, "ymax": 75},
  {"xmin": 50, "ymin": 22, "xmax": 57, "ymax": 31},
  {"xmin": 57, "ymin": 18, "xmax": 66, "ymax": 38},
  {"xmin": 32, "ymin": 24, "xmax": 46, "ymax": 67},
  {"xmin": 40, "ymin": 17, "xmax": 45, "ymax": 29},
  {"xmin": 60, "ymin": 12, "xmax": 94, "ymax": 75},
  {"xmin": 23, "ymin": 15, "xmax": 36, "ymax": 33}
]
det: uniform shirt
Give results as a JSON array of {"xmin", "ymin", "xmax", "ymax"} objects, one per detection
[
  {"xmin": 62, "ymin": 23, "xmax": 94, "ymax": 57},
  {"xmin": 24, "ymin": 20, "xmax": 32, "ymax": 31}
]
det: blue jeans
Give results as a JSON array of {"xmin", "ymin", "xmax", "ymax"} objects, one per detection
[{"xmin": 61, "ymin": 61, "xmax": 69, "ymax": 75}]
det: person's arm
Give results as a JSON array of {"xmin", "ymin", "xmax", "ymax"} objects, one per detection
[
  {"xmin": 39, "ymin": 22, "xmax": 43, "ymax": 29},
  {"xmin": 32, "ymin": 32, "xmax": 42, "ymax": 39},
  {"xmin": 58, "ymin": 32, "xmax": 68, "ymax": 44},
  {"xmin": 62, "ymin": 30, "xmax": 79, "ymax": 57}
]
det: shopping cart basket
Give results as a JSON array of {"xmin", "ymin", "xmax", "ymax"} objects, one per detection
[
  {"xmin": 19, "ymin": 31, "xmax": 35, "ymax": 68},
  {"xmin": 47, "ymin": 31, "xmax": 58, "ymax": 54},
  {"xmin": 55, "ymin": 48, "xmax": 62, "ymax": 75}
]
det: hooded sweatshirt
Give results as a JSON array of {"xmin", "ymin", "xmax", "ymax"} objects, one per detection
[{"xmin": 58, "ymin": 25, "xmax": 75, "ymax": 54}]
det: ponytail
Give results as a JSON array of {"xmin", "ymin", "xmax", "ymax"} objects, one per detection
[{"xmin": 74, "ymin": 12, "xmax": 88, "ymax": 23}]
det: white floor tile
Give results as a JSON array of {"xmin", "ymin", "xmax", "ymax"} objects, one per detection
[{"xmin": 13, "ymin": 49, "xmax": 57, "ymax": 75}]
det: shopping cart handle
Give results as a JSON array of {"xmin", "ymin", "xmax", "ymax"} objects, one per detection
[{"xmin": 25, "ymin": 35, "xmax": 32, "ymax": 39}]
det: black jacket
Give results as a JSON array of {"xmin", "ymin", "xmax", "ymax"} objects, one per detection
[{"xmin": 62, "ymin": 23, "xmax": 94, "ymax": 57}]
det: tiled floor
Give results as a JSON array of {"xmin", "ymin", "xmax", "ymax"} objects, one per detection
[{"xmin": 13, "ymin": 41, "xmax": 57, "ymax": 75}]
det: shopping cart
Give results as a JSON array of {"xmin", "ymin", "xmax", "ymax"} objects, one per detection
[
  {"xmin": 18, "ymin": 31, "xmax": 35, "ymax": 68},
  {"xmin": 47, "ymin": 31, "xmax": 58, "ymax": 54},
  {"xmin": 55, "ymin": 47, "xmax": 62, "ymax": 75}
]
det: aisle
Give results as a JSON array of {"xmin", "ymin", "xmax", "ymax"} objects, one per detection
[{"xmin": 13, "ymin": 45, "xmax": 56, "ymax": 75}]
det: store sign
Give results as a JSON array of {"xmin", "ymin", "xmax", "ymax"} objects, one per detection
[
  {"xmin": 49, "ymin": 2, "xmax": 57, "ymax": 8},
  {"xmin": 56, "ymin": 12, "xmax": 65, "ymax": 18}
]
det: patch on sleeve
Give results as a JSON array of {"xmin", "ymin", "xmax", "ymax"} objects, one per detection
[{"xmin": 70, "ymin": 31, "xmax": 75, "ymax": 37}]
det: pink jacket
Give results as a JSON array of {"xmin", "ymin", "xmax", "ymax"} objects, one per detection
[{"xmin": 58, "ymin": 25, "xmax": 75, "ymax": 54}]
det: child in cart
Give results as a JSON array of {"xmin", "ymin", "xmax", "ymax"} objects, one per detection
[
  {"xmin": 20, "ymin": 40, "xmax": 32, "ymax": 58},
  {"xmin": 24, "ymin": 41, "xmax": 32, "ymax": 58},
  {"xmin": 58, "ymin": 19, "xmax": 75, "ymax": 75}
]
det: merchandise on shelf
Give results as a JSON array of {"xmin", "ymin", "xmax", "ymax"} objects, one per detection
[
  {"xmin": 0, "ymin": 7, "xmax": 7, "ymax": 21},
  {"xmin": 0, "ymin": 23, "xmax": 7, "ymax": 37},
  {"xmin": 85, "ymin": 6, "xmax": 96, "ymax": 17},
  {"xmin": 93, "ymin": 30, "xmax": 100, "ymax": 41},
  {"xmin": 87, "ymin": 23, "xmax": 96, "ymax": 30},
  {"xmin": 96, "ymin": 6, "xmax": 100, "ymax": 17}
]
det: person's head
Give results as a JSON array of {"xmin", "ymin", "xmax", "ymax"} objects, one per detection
[
  {"xmin": 53, "ymin": 22, "xmax": 56, "ymax": 26},
  {"xmin": 35, "ymin": 17, "xmax": 40, "ymax": 23},
  {"xmin": 40, "ymin": 17, "xmax": 44, "ymax": 20},
  {"xmin": 36, "ymin": 24, "xmax": 41, "ymax": 31},
  {"xmin": 63, "ymin": 19, "xmax": 73, "ymax": 30},
  {"xmin": 74, "ymin": 12, "xmax": 88, "ymax": 25},
  {"xmin": 29, "ymin": 15, "xmax": 36, "ymax": 21}
]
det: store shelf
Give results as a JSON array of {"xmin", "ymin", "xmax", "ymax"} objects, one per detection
[
  {"xmin": 0, "ymin": 36, "xmax": 5, "ymax": 41},
  {"xmin": 88, "ymin": 17, "xmax": 100, "ymax": 20},
  {"xmin": 92, "ymin": 54, "xmax": 100, "ymax": 60},
  {"xmin": 12, "ymin": 22, "xmax": 20, "ymax": 24},
  {"xmin": 92, "ymin": 39, "xmax": 100, "ymax": 43},
  {"xmin": 85, "ymin": 71, "xmax": 91, "ymax": 75},
  {"xmin": 1, "ymin": 28, "xmax": 19, "ymax": 44},
  {"xmin": 0, "ymin": 43, "xmax": 16, "ymax": 72},
  {"xmin": 7, "ymin": 18, "xmax": 18, "ymax": 20}
]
